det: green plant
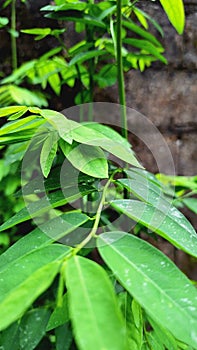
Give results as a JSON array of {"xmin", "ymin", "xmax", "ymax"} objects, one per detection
[
  {"xmin": 1, "ymin": 1, "xmax": 197, "ymax": 350},
  {"xmin": 0, "ymin": 0, "xmax": 171, "ymax": 110}
]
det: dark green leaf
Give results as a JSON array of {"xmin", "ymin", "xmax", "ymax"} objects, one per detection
[
  {"xmin": 19, "ymin": 308, "xmax": 50, "ymax": 350},
  {"xmin": 55, "ymin": 323, "xmax": 73, "ymax": 350},
  {"xmin": 122, "ymin": 20, "xmax": 162, "ymax": 47},
  {"xmin": 123, "ymin": 39, "xmax": 167, "ymax": 64},
  {"xmin": 69, "ymin": 50, "xmax": 107, "ymax": 66},
  {"xmin": 98, "ymin": 232, "xmax": 197, "ymax": 348}
]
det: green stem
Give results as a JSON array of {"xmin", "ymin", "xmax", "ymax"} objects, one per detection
[
  {"xmin": 69, "ymin": 171, "xmax": 120, "ymax": 257},
  {"xmin": 116, "ymin": 0, "xmax": 128, "ymax": 140},
  {"xmin": 11, "ymin": 0, "xmax": 17, "ymax": 70}
]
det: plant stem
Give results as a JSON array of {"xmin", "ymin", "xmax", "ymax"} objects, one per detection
[
  {"xmin": 116, "ymin": 0, "xmax": 128, "ymax": 140},
  {"xmin": 69, "ymin": 171, "xmax": 120, "ymax": 257},
  {"xmin": 11, "ymin": 0, "xmax": 17, "ymax": 70}
]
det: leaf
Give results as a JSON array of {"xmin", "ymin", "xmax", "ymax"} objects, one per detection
[
  {"xmin": 69, "ymin": 50, "xmax": 107, "ymax": 66},
  {"xmin": 47, "ymin": 294, "xmax": 69, "ymax": 331},
  {"xmin": 0, "ymin": 211, "xmax": 88, "ymax": 268},
  {"xmin": 21, "ymin": 28, "xmax": 51, "ymax": 40},
  {"xmin": 182, "ymin": 198, "xmax": 197, "ymax": 215},
  {"xmin": 0, "ymin": 244, "xmax": 69, "ymax": 330},
  {"xmin": 40, "ymin": 131, "xmax": 58, "ymax": 177},
  {"xmin": 62, "ymin": 142, "xmax": 109, "ymax": 178},
  {"xmin": 83, "ymin": 122, "xmax": 131, "ymax": 150},
  {"xmin": 0, "ymin": 322, "xmax": 20, "ymax": 350},
  {"xmin": 122, "ymin": 20, "xmax": 162, "ymax": 47},
  {"xmin": 19, "ymin": 308, "xmax": 50, "ymax": 350},
  {"xmin": 98, "ymin": 232, "xmax": 197, "ymax": 348},
  {"xmin": 55, "ymin": 323, "xmax": 73, "ymax": 350},
  {"xmin": 123, "ymin": 38, "xmax": 167, "ymax": 64},
  {"xmin": 0, "ymin": 116, "xmax": 44, "ymax": 136},
  {"xmin": 40, "ymin": 109, "xmax": 73, "ymax": 144},
  {"xmin": 65, "ymin": 255, "xmax": 129, "ymax": 350},
  {"xmin": 68, "ymin": 120, "xmax": 142, "ymax": 168},
  {"xmin": 159, "ymin": 0, "xmax": 185, "ymax": 34},
  {"xmin": 41, "ymin": 2, "xmax": 87, "ymax": 12},
  {"xmin": 0, "ymin": 16, "xmax": 9, "ymax": 28},
  {"xmin": 0, "ymin": 187, "xmax": 91, "ymax": 231},
  {"xmin": 0, "ymin": 106, "xmax": 28, "ymax": 118},
  {"xmin": 110, "ymin": 199, "xmax": 197, "ymax": 258}
]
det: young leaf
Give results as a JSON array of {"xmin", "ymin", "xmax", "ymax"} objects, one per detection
[
  {"xmin": 110, "ymin": 199, "xmax": 197, "ymax": 258},
  {"xmin": 0, "ymin": 244, "xmax": 69, "ymax": 330},
  {"xmin": 65, "ymin": 255, "xmax": 129, "ymax": 350},
  {"xmin": 47, "ymin": 294, "xmax": 69, "ymax": 331},
  {"xmin": 63, "ymin": 143, "xmax": 109, "ymax": 179},
  {"xmin": 159, "ymin": 0, "xmax": 185, "ymax": 34},
  {"xmin": 40, "ymin": 131, "xmax": 58, "ymax": 177},
  {"xmin": 0, "ymin": 106, "xmax": 28, "ymax": 118},
  {"xmin": 98, "ymin": 232, "xmax": 197, "ymax": 348}
]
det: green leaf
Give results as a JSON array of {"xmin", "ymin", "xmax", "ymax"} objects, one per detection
[
  {"xmin": 0, "ymin": 245, "xmax": 69, "ymax": 330},
  {"xmin": 182, "ymin": 198, "xmax": 197, "ymax": 215},
  {"xmin": 0, "ymin": 187, "xmax": 91, "ymax": 232},
  {"xmin": 110, "ymin": 199, "xmax": 197, "ymax": 258},
  {"xmin": 98, "ymin": 232, "xmax": 197, "ymax": 348},
  {"xmin": 0, "ymin": 322, "xmax": 20, "ymax": 350},
  {"xmin": 122, "ymin": 20, "xmax": 162, "ymax": 47},
  {"xmin": 0, "ymin": 116, "xmax": 44, "ymax": 136},
  {"xmin": 159, "ymin": 0, "xmax": 185, "ymax": 34},
  {"xmin": 55, "ymin": 323, "xmax": 73, "ymax": 350},
  {"xmin": 47, "ymin": 294, "xmax": 69, "ymax": 331},
  {"xmin": 0, "ymin": 212, "xmax": 87, "ymax": 268},
  {"xmin": 41, "ymin": 2, "xmax": 87, "ymax": 12},
  {"xmin": 83, "ymin": 122, "xmax": 131, "ymax": 150},
  {"xmin": 62, "ymin": 142, "xmax": 109, "ymax": 178},
  {"xmin": 0, "ymin": 106, "xmax": 28, "ymax": 118},
  {"xmin": 68, "ymin": 120, "xmax": 142, "ymax": 168},
  {"xmin": 40, "ymin": 131, "xmax": 58, "ymax": 177},
  {"xmin": 69, "ymin": 50, "xmax": 107, "ymax": 66},
  {"xmin": 40, "ymin": 109, "xmax": 73, "ymax": 144},
  {"xmin": 123, "ymin": 38, "xmax": 167, "ymax": 64},
  {"xmin": 19, "ymin": 308, "xmax": 50, "ymax": 350},
  {"xmin": 65, "ymin": 255, "xmax": 129, "ymax": 350},
  {"xmin": 21, "ymin": 28, "xmax": 51, "ymax": 40},
  {"xmin": 0, "ymin": 16, "xmax": 9, "ymax": 28}
]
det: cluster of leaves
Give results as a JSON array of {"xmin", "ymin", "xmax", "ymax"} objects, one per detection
[
  {"xmin": 0, "ymin": 0, "xmax": 185, "ymax": 107},
  {"xmin": 0, "ymin": 106, "xmax": 197, "ymax": 350}
]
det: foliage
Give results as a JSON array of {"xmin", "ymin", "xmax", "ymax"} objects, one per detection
[
  {"xmin": 0, "ymin": 102, "xmax": 197, "ymax": 349},
  {"xmin": 1, "ymin": 1, "xmax": 196, "ymax": 350}
]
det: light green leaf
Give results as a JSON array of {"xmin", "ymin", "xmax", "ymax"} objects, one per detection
[
  {"xmin": 69, "ymin": 120, "xmax": 142, "ymax": 168},
  {"xmin": 83, "ymin": 122, "xmax": 131, "ymax": 150},
  {"xmin": 123, "ymin": 38, "xmax": 167, "ymax": 64},
  {"xmin": 98, "ymin": 232, "xmax": 197, "ymax": 348},
  {"xmin": 110, "ymin": 199, "xmax": 197, "ymax": 258},
  {"xmin": 19, "ymin": 308, "xmax": 50, "ymax": 350},
  {"xmin": 47, "ymin": 294, "xmax": 69, "ymax": 331},
  {"xmin": 0, "ymin": 16, "xmax": 9, "ymax": 28},
  {"xmin": 65, "ymin": 255, "xmax": 129, "ymax": 350},
  {"xmin": 40, "ymin": 131, "xmax": 58, "ymax": 177},
  {"xmin": 159, "ymin": 0, "xmax": 185, "ymax": 34},
  {"xmin": 0, "ymin": 106, "xmax": 27, "ymax": 118},
  {"xmin": 0, "ymin": 244, "xmax": 69, "ymax": 330},
  {"xmin": 122, "ymin": 20, "xmax": 162, "ymax": 47},
  {"xmin": 63, "ymin": 142, "xmax": 109, "ymax": 178},
  {"xmin": 40, "ymin": 109, "xmax": 73, "ymax": 144}
]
